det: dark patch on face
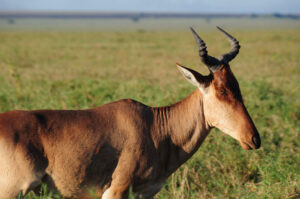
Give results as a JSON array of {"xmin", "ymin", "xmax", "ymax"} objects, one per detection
[
  {"xmin": 14, "ymin": 131, "xmax": 20, "ymax": 144},
  {"xmin": 213, "ymin": 64, "xmax": 243, "ymax": 104}
]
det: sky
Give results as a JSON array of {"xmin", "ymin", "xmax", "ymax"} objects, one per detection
[{"xmin": 0, "ymin": 0, "xmax": 299, "ymax": 14}]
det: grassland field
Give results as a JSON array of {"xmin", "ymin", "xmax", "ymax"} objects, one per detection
[{"xmin": 0, "ymin": 18, "xmax": 299, "ymax": 198}]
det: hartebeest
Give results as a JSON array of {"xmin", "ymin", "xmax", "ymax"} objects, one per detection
[{"xmin": 0, "ymin": 27, "xmax": 260, "ymax": 199}]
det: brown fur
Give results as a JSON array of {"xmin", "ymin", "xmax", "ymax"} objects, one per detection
[
  {"xmin": 0, "ymin": 90, "xmax": 209, "ymax": 198},
  {"xmin": 0, "ymin": 66, "xmax": 260, "ymax": 199}
]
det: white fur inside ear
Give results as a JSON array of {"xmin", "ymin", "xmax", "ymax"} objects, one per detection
[
  {"xmin": 177, "ymin": 66, "xmax": 200, "ymax": 87},
  {"xmin": 177, "ymin": 64, "xmax": 208, "ymax": 94}
]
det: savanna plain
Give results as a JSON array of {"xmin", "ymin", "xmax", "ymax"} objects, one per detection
[{"xmin": 0, "ymin": 18, "xmax": 299, "ymax": 198}]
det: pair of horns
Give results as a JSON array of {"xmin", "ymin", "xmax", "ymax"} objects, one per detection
[{"xmin": 190, "ymin": 26, "xmax": 240, "ymax": 72}]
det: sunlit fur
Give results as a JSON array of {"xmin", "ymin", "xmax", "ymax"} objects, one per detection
[
  {"xmin": 0, "ymin": 62, "xmax": 260, "ymax": 199},
  {"xmin": 203, "ymin": 64, "xmax": 260, "ymax": 150}
]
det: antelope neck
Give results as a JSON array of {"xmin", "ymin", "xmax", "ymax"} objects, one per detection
[{"xmin": 152, "ymin": 89, "xmax": 211, "ymax": 155}]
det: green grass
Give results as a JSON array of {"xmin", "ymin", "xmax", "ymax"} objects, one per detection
[{"xmin": 0, "ymin": 29, "xmax": 299, "ymax": 198}]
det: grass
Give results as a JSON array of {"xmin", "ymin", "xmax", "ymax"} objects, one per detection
[{"xmin": 0, "ymin": 28, "xmax": 299, "ymax": 198}]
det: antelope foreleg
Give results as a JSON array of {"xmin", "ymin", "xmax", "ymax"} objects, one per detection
[{"xmin": 102, "ymin": 149, "xmax": 138, "ymax": 199}]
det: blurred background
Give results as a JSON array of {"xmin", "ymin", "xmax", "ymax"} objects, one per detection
[
  {"xmin": 0, "ymin": 0, "xmax": 299, "ymax": 199},
  {"xmin": 0, "ymin": 0, "xmax": 300, "ymax": 31}
]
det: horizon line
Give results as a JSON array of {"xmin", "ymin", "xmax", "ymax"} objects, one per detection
[{"xmin": 0, "ymin": 10, "xmax": 299, "ymax": 15}]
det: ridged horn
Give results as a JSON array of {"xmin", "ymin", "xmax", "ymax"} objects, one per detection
[
  {"xmin": 190, "ymin": 27, "xmax": 221, "ymax": 72},
  {"xmin": 216, "ymin": 26, "xmax": 240, "ymax": 63}
]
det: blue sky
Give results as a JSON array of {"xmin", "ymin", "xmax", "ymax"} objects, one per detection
[{"xmin": 0, "ymin": 0, "xmax": 299, "ymax": 14}]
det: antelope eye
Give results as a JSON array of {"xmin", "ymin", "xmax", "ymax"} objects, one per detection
[{"xmin": 218, "ymin": 89, "xmax": 227, "ymax": 95}]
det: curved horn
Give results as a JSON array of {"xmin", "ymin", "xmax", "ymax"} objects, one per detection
[
  {"xmin": 216, "ymin": 26, "xmax": 240, "ymax": 63},
  {"xmin": 190, "ymin": 27, "xmax": 221, "ymax": 72}
]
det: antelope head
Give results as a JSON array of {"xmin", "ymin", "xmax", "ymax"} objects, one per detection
[{"xmin": 177, "ymin": 27, "xmax": 261, "ymax": 150}]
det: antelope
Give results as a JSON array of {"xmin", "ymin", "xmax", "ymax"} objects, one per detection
[{"xmin": 0, "ymin": 27, "xmax": 260, "ymax": 199}]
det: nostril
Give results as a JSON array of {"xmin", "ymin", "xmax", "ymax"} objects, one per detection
[{"xmin": 252, "ymin": 136, "xmax": 261, "ymax": 149}]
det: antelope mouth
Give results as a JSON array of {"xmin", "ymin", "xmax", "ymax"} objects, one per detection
[
  {"xmin": 240, "ymin": 137, "xmax": 261, "ymax": 150},
  {"xmin": 240, "ymin": 142, "xmax": 254, "ymax": 150}
]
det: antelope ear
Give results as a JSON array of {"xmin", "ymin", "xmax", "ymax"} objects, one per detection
[{"xmin": 176, "ymin": 63, "xmax": 207, "ymax": 93}]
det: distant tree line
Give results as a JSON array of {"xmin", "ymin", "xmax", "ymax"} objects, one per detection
[{"xmin": 0, "ymin": 12, "xmax": 299, "ymax": 21}]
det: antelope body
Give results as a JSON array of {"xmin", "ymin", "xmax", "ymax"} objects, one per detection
[{"xmin": 0, "ymin": 27, "xmax": 260, "ymax": 199}]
